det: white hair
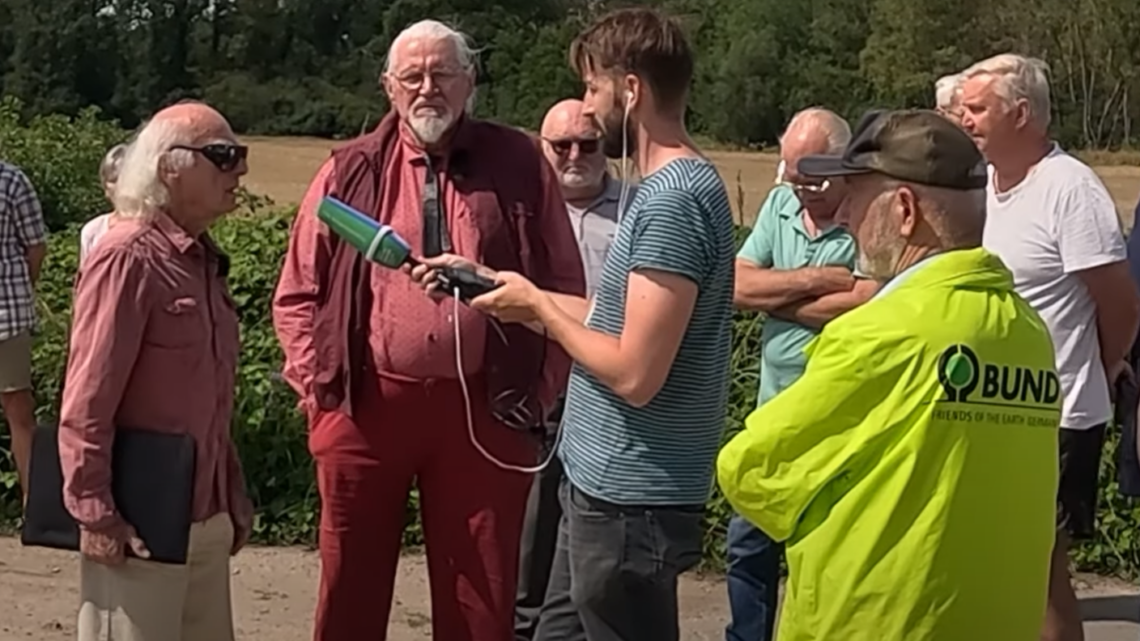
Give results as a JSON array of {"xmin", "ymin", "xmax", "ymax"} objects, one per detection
[
  {"xmin": 782, "ymin": 107, "xmax": 852, "ymax": 154},
  {"xmin": 383, "ymin": 19, "xmax": 483, "ymax": 135},
  {"xmin": 934, "ymin": 74, "xmax": 961, "ymax": 110},
  {"xmin": 385, "ymin": 20, "xmax": 477, "ymax": 74},
  {"xmin": 960, "ymin": 53, "xmax": 1052, "ymax": 129},
  {"xmin": 112, "ymin": 118, "xmax": 195, "ymax": 218}
]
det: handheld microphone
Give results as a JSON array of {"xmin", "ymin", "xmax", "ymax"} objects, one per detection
[
  {"xmin": 316, "ymin": 196, "xmax": 501, "ymax": 303},
  {"xmin": 317, "ymin": 197, "xmax": 416, "ymax": 269}
]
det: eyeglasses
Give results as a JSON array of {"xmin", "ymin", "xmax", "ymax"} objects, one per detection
[
  {"xmin": 390, "ymin": 68, "xmax": 468, "ymax": 91},
  {"xmin": 775, "ymin": 159, "xmax": 831, "ymax": 194},
  {"xmin": 544, "ymin": 138, "xmax": 601, "ymax": 156},
  {"xmin": 172, "ymin": 144, "xmax": 248, "ymax": 173}
]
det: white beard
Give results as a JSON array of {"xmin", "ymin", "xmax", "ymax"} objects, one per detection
[{"xmin": 409, "ymin": 113, "xmax": 454, "ymax": 145}]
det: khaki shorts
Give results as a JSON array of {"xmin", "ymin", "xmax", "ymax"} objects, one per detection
[{"xmin": 0, "ymin": 330, "xmax": 33, "ymax": 393}]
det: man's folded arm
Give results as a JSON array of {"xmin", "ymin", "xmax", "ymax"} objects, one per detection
[
  {"xmin": 769, "ymin": 278, "xmax": 880, "ymax": 329},
  {"xmin": 272, "ymin": 158, "xmax": 336, "ymax": 405},
  {"xmin": 58, "ymin": 247, "xmax": 151, "ymax": 531},
  {"xmin": 717, "ymin": 326, "xmax": 906, "ymax": 541}
]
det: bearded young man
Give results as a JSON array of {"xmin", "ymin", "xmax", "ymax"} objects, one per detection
[
  {"xmin": 515, "ymin": 98, "xmax": 634, "ymax": 641},
  {"xmin": 411, "ymin": 8, "xmax": 736, "ymax": 641},
  {"xmin": 272, "ymin": 19, "xmax": 585, "ymax": 641}
]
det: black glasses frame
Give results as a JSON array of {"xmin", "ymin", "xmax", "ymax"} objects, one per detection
[
  {"xmin": 543, "ymin": 138, "xmax": 601, "ymax": 156},
  {"xmin": 171, "ymin": 143, "xmax": 248, "ymax": 173}
]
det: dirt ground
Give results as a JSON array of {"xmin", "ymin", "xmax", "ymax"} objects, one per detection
[
  {"xmin": 240, "ymin": 136, "xmax": 1140, "ymax": 229},
  {"xmin": 1, "ymin": 537, "xmax": 1139, "ymax": 640}
]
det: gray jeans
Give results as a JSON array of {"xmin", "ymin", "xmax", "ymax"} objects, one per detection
[{"xmin": 534, "ymin": 479, "xmax": 704, "ymax": 641}]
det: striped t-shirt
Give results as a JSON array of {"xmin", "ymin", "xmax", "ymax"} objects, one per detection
[{"xmin": 558, "ymin": 157, "xmax": 736, "ymax": 505}]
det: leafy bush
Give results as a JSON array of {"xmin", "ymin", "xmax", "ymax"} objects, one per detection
[{"xmin": 0, "ymin": 96, "xmax": 129, "ymax": 231}]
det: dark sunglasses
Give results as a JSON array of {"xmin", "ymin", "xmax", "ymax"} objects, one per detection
[
  {"xmin": 172, "ymin": 143, "xmax": 248, "ymax": 172},
  {"xmin": 545, "ymin": 138, "xmax": 600, "ymax": 156}
]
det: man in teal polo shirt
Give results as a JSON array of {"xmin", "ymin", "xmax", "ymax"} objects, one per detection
[{"xmin": 727, "ymin": 107, "xmax": 880, "ymax": 641}]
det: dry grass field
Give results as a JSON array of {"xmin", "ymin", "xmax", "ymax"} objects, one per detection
[{"xmin": 241, "ymin": 135, "xmax": 1140, "ymax": 229}]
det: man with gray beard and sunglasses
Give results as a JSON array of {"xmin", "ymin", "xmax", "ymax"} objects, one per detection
[{"xmin": 273, "ymin": 19, "xmax": 585, "ymax": 641}]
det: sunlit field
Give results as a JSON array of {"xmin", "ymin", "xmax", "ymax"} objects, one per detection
[{"xmin": 240, "ymin": 136, "xmax": 1140, "ymax": 230}]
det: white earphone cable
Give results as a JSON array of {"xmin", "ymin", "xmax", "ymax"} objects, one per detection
[
  {"xmin": 617, "ymin": 95, "xmax": 632, "ymax": 218},
  {"xmin": 453, "ymin": 288, "xmax": 561, "ymax": 474}
]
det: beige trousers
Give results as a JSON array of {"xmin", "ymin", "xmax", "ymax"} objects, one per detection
[{"xmin": 77, "ymin": 513, "xmax": 236, "ymax": 641}]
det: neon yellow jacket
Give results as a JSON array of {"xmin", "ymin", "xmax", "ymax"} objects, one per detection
[{"xmin": 718, "ymin": 248, "xmax": 1060, "ymax": 641}]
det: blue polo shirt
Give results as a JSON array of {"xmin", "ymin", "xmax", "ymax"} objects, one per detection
[{"xmin": 737, "ymin": 186, "xmax": 860, "ymax": 406}]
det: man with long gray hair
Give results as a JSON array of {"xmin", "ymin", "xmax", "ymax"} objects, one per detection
[
  {"xmin": 273, "ymin": 19, "xmax": 585, "ymax": 640},
  {"xmin": 58, "ymin": 101, "xmax": 254, "ymax": 641},
  {"xmin": 960, "ymin": 53, "xmax": 1140, "ymax": 641},
  {"xmin": 728, "ymin": 107, "xmax": 879, "ymax": 641}
]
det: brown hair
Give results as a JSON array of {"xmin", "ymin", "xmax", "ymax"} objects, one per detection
[{"xmin": 569, "ymin": 8, "xmax": 693, "ymax": 112}]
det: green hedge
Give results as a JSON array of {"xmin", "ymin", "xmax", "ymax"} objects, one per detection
[{"xmin": 0, "ymin": 97, "xmax": 129, "ymax": 232}]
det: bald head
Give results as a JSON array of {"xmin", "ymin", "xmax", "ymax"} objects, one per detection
[
  {"xmin": 540, "ymin": 99, "xmax": 606, "ymax": 199},
  {"xmin": 149, "ymin": 101, "xmax": 233, "ymax": 141},
  {"xmin": 541, "ymin": 99, "xmax": 599, "ymax": 141}
]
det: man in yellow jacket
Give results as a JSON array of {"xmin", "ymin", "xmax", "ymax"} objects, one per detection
[{"xmin": 718, "ymin": 109, "xmax": 1061, "ymax": 641}]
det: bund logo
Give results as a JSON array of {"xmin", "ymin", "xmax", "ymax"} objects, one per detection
[
  {"xmin": 937, "ymin": 344, "xmax": 980, "ymax": 403},
  {"xmin": 936, "ymin": 343, "xmax": 1059, "ymax": 408}
]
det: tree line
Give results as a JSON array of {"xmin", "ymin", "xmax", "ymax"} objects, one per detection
[{"xmin": 0, "ymin": 0, "xmax": 1138, "ymax": 149}]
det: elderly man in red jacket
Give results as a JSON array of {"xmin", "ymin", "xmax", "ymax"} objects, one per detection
[{"xmin": 272, "ymin": 18, "xmax": 585, "ymax": 641}]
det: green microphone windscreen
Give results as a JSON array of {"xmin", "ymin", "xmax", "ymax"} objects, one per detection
[{"xmin": 317, "ymin": 197, "xmax": 413, "ymax": 269}]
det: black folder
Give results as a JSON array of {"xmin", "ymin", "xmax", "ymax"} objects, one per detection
[{"xmin": 21, "ymin": 423, "xmax": 197, "ymax": 565}]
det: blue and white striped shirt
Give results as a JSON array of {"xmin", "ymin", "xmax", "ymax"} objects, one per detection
[{"xmin": 558, "ymin": 157, "xmax": 736, "ymax": 505}]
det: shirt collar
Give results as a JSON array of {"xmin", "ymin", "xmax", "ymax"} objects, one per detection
[
  {"xmin": 151, "ymin": 211, "xmax": 228, "ymax": 274},
  {"xmin": 595, "ymin": 174, "xmax": 623, "ymax": 205},
  {"xmin": 152, "ymin": 211, "xmax": 198, "ymax": 254}
]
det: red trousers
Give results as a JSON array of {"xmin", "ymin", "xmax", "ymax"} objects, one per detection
[{"xmin": 308, "ymin": 372, "xmax": 535, "ymax": 641}]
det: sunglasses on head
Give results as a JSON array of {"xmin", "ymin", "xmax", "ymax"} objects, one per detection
[
  {"xmin": 775, "ymin": 159, "xmax": 831, "ymax": 194},
  {"xmin": 172, "ymin": 143, "xmax": 248, "ymax": 172},
  {"xmin": 545, "ymin": 138, "xmax": 600, "ymax": 156}
]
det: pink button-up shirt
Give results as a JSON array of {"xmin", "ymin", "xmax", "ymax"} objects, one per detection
[{"xmin": 58, "ymin": 213, "xmax": 252, "ymax": 532}]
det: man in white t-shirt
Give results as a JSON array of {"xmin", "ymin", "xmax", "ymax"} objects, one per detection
[{"xmin": 960, "ymin": 53, "xmax": 1140, "ymax": 641}]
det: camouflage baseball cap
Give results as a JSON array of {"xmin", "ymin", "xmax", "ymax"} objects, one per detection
[{"xmin": 797, "ymin": 109, "xmax": 988, "ymax": 190}]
